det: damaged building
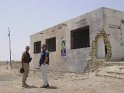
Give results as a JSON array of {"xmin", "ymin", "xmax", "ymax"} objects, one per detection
[{"xmin": 30, "ymin": 7, "xmax": 124, "ymax": 73}]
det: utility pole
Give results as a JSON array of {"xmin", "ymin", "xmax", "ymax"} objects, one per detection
[{"xmin": 8, "ymin": 28, "xmax": 12, "ymax": 69}]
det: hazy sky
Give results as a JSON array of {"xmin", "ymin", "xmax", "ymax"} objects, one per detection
[{"xmin": 0, "ymin": 0, "xmax": 124, "ymax": 61}]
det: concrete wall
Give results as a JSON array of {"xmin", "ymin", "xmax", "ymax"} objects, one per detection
[
  {"xmin": 30, "ymin": 7, "xmax": 124, "ymax": 72},
  {"xmin": 30, "ymin": 7, "xmax": 104, "ymax": 73},
  {"xmin": 103, "ymin": 8, "xmax": 124, "ymax": 61},
  {"xmin": 63, "ymin": 8, "xmax": 104, "ymax": 72}
]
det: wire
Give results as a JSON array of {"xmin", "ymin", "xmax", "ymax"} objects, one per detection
[{"xmin": 11, "ymin": 50, "xmax": 19, "ymax": 61}]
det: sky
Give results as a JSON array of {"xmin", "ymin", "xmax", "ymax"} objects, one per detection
[{"xmin": 0, "ymin": 0, "xmax": 124, "ymax": 61}]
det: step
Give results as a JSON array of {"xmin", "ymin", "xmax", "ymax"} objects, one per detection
[
  {"xmin": 96, "ymin": 74, "xmax": 124, "ymax": 79},
  {"xmin": 104, "ymin": 62, "xmax": 124, "ymax": 66},
  {"xmin": 106, "ymin": 71, "xmax": 124, "ymax": 75}
]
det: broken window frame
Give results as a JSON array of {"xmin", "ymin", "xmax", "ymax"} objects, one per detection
[
  {"xmin": 34, "ymin": 41, "xmax": 41, "ymax": 54},
  {"xmin": 71, "ymin": 26, "xmax": 90, "ymax": 49},
  {"xmin": 46, "ymin": 37, "xmax": 56, "ymax": 52}
]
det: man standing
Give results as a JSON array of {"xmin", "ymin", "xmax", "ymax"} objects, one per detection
[
  {"xmin": 21, "ymin": 46, "xmax": 32, "ymax": 88},
  {"xmin": 39, "ymin": 44, "xmax": 49, "ymax": 88}
]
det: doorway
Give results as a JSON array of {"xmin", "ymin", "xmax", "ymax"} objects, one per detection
[{"xmin": 96, "ymin": 37, "xmax": 106, "ymax": 59}]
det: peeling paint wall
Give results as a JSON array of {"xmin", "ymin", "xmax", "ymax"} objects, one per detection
[{"xmin": 103, "ymin": 8, "xmax": 124, "ymax": 61}]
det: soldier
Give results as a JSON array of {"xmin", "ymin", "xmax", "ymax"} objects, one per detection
[{"xmin": 21, "ymin": 46, "xmax": 32, "ymax": 88}]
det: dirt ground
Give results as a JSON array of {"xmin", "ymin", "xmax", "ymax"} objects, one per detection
[{"xmin": 0, "ymin": 64, "xmax": 124, "ymax": 93}]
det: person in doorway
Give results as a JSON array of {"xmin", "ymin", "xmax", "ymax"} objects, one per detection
[
  {"xmin": 39, "ymin": 44, "xmax": 49, "ymax": 88},
  {"xmin": 21, "ymin": 46, "xmax": 32, "ymax": 88}
]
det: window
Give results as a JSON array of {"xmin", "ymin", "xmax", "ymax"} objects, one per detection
[
  {"xmin": 121, "ymin": 20, "xmax": 124, "ymax": 24},
  {"xmin": 71, "ymin": 26, "xmax": 90, "ymax": 49},
  {"xmin": 46, "ymin": 37, "xmax": 56, "ymax": 52},
  {"xmin": 34, "ymin": 41, "xmax": 41, "ymax": 54}
]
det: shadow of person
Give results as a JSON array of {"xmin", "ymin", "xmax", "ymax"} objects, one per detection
[
  {"xmin": 47, "ymin": 86, "xmax": 58, "ymax": 89},
  {"xmin": 26, "ymin": 85, "xmax": 39, "ymax": 89}
]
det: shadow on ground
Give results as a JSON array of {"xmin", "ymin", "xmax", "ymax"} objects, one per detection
[
  {"xmin": 47, "ymin": 86, "xmax": 58, "ymax": 89},
  {"xmin": 40, "ymin": 86, "xmax": 58, "ymax": 89},
  {"xmin": 23, "ymin": 85, "xmax": 39, "ymax": 89}
]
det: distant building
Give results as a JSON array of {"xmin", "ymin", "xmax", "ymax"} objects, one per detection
[{"xmin": 30, "ymin": 7, "xmax": 124, "ymax": 73}]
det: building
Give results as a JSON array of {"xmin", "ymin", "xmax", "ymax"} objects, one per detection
[{"xmin": 30, "ymin": 7, "xmax": 124, "ymax": 73}]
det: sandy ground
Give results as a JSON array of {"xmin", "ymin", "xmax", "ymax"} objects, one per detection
[{"xmin": 0, "ymin": 64, "xmax": 124, "ymax": 93}]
